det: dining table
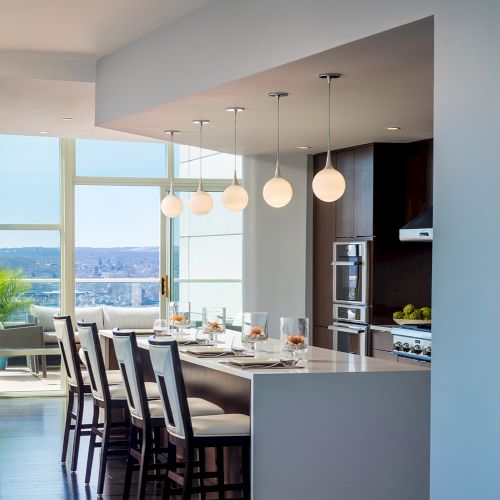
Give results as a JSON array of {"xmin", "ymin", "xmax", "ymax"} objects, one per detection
[{"xmin": 99, "ymin": 329, "xmax": 430, "ymax": 500}]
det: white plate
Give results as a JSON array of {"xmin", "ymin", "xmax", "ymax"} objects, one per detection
[{"xmin": 393, "ymin": 319, "xmax": 431, "ymax": 326}]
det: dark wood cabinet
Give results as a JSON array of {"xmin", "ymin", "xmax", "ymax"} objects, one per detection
[
  {"xmin": 353, "ymin": 146, "xmax": 374, "ymax": 237},
  {"xmin": 313, "ymin": 325, "xmax": 333, "ymax": 350},
  {"xmin": 335, "ymin": 151, "xmax": 355, "ymax": 238},
  {"xmin": 312, "ymin": 139, "xmax": 433, "ymax": 348},
  {"xmin": 334, "ymin": 146, "xmax": 374, "ymax": 239}
]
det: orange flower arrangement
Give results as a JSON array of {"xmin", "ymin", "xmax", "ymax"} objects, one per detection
[
  {"xmin": 250, "ymin": 326, "xmax": 264, "ymax": 337},
  {"xmin": 171, "ymin": 314, "xmax": 185, "ymax": 322},
  {"xmin": 207, "ymin": 321, "xmax": 223, "ymax": 332},
  {"xmin": 287, "ymin": 335, "xmax": 306, "ymax": 345}
]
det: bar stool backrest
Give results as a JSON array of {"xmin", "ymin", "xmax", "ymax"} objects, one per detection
[
  {"xmin": 148, "ymin": 338, "xmax": 193, "ymax": 440},
  {"xmin": 78, "ymin": 321, "xmax": 110, "ymax": 403},
  {"xmin": 112, "ymin": 329, "xmax": 149, "ymax": 421},
  {"xmin": 54, "ymin": 314, "xmax": 83, "ymax": 389}
]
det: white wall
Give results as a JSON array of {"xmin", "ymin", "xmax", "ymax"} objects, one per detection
[
  {"xmin": 430, "ymin": 2, "xmax": 500, "ymax": 498},
  {"xmin": 242, "ymin": 154, "xmax": 312, "ymax": 337}
]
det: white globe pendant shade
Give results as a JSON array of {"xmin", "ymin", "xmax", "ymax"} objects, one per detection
[
  {"xmin": 222, "ymin": 183, "xmax": 249, "ymax": 211},
  {"xmin": 160, "ymin": 192, "xmax": 183, "ymax": 218},
  {"xmin": 312, "ymin": 167, "xmax": 346, "ymax": 202},
  {"xmin": 190, "ymin": 187, "xmax": 213, "ymax": 215},
  {"xmin": 263, "ymin": 176, "xmax": 293, "ymax": 208}
]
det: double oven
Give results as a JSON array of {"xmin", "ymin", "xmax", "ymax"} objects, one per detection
[{"xmin": 328, "ymin": 241, "xmax": 371, "ymax": 356}]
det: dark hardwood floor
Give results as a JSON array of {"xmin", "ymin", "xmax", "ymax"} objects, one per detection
[{"xmin": 0, "ymin": 397, "xmax": 168, "ymax": 500}]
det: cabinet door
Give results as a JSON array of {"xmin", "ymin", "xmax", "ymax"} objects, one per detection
[
  {"xmin": 313, "ymin": 325, "xmax": 334, "ymax": 350},
  {"xmin": 354, "ymin": 146, "xmax": 374, "ymax": 237},
  {"xmin": 335, "ymin": 150, "xmax": 355, "ymax": 238}
]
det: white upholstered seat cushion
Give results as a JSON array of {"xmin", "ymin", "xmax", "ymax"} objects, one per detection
[
  {"xmin": 191, "ymin": 414, "xmax": 250, "ymax": 437},
  {"xmin": 104, "ymin": 381, "xmax": 161, "ymax": 401},
  {"xmin": 148, "ymin": 397, "xmax": 224, "ymax": 419},
  {"xmin": 82, "ymin": 369, "xmax": 123, "ymax": 386}
]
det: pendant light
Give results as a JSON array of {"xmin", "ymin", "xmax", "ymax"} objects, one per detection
[
  {"xmin": 222, "ymin": 107, "xmax": 249, "ymax": 211},
  {"xmin": 160, "ymin": 130, "xmax": 183, "ymax": 218},
  {"xmin": 263, "ymin": 92, "xmax": 293, "ymax": 208},
  {"xmin": 312, "ymin": 73, "xmax": 346, "ymax": 202},
  {"xmin": 189, "ymin": 120, "xmax": 213, "ymax": 215}
]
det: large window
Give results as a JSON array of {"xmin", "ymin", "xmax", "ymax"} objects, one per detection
[
  {"xmin": 75, "ymin": 185, "xmax": 160, "ymax": 307},
  {"xmin": 0, "ymin": 134, "xmax": 243, "ymax": 397},
  {"xmin": 0, "ymin": 134, "xmax": 62, "ymax": 395},
  {"xmin": 0, "ymin": 135, "xmax": 59, "ymax": 224},
  {"xmin": 172, "ymin": 192, "xmax": 242, "ymax": 323}
]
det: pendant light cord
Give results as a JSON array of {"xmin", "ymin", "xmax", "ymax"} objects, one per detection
[
  {"xmin": 275, "ymin": 94, "xmax": 281, "ymax": 178},
  {"xmin": 199, "ymin": 122, "xmax": 203, "ymax": 189},
  {"xmin": 328, "ymin": 76, "xmax": 331, "ymax": 154},
  {"xmin": 169, "ymin": 131, "xmax": 174, "ymax": 194},
  {"xmin": 233, "ymin": 109, "xmax": 238, "ymax": 184}
]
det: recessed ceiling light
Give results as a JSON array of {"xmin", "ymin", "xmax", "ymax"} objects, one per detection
[
  {"xmin": 297, "ymin": 146, "xmax": 311, "ymax": 150},
  {"xmin": 61, "ymin": 117, "xmax": 72, "ymax": 121},
  {"xmin": 385, "ymin": 126, "xmax": 401, "ymax": 131},
  {"xmin": 39, "ymin": 131, "xmax": 48, "ymax": 134}
]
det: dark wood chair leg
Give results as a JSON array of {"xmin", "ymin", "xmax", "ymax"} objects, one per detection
[
  {"xmin": 162, "ymin": 441, "xmax": 176, "ymax": 500},
  {"xmin": 97, "ymin": 416, "xmax": 111, "ymax": 495},
  {"xmin": 182, "ymin": 448, "xmax": 194, "ymax": 500},
  {"xmin": 85, "ymin": 403, "xmax": 99, "ymax": 485},
  {"xmin": 123, "ymin": 426, "xmax": 137, "ymax": 500},
  {"xmin": 216, "ymin": 445, "xmax": 225, "ymax": 499},
  {"xmin": 61, "ymin": 391, "xmax": 74, "ymax": 463},
  {"xmin": 70, "ymin": 393, "xmax": 85, "ymax": 472},
  {"xmin": 242, "ymin": 443, "xmax": 251, "ymax": 500},
  {"xmin": 137, "ymin": 427, "xmax": 151, "ymax": 500},
  {"xmin": 199, "ymin": 446, "xmax": 206, "ymax": 500}
]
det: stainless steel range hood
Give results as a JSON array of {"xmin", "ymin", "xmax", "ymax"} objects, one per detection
[{"xmin": 399, "ymin": 207, "xmax": 433, "ymax": 242}]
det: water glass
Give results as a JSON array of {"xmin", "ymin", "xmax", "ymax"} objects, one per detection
[
  {"xmin": 195, "ymin": 327, "xmax": 212, "ymax": 345},
  {"xmin": 280, "ymin": 317, "xmax": 309, "ymax": 358},
  {"xmin": 241, "ymin": 312, "xmax": 269, "ymax": 350},
  {"xmin": 153, "ymin": 319, "xmax": 170, "ymax": 336}
]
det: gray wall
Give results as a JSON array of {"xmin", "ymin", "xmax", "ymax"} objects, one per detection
[
  {"xmin": 95, "ymin": 0, "xmax": 500, "ymax": 497},
  {"xmin": 242, "ymin": 154, "xmax": 312, "ymax": 337}
]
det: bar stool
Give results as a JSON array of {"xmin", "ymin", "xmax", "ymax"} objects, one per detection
[
  {"xmin": 149, "ymin": 337, "xmax": 251, "ymax": 499},
  {"xmin": 112, "ymin": 329, "xmax": 225, "ymax": 500},
  {"xmin": 54, "ymin": 315, "xmax": 124, "ymax": 472}
]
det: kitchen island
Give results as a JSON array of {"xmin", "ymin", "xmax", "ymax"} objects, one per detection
[{"xmin": 100, "ymin": 330, "xmax": 430, "ymax": 500}]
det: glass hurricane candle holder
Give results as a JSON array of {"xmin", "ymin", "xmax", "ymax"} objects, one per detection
[
  {"xmin": 153, "ymin": 319, "xmax": 170, "ymax": 336},
  {"xmin": 280, "ymin": 317, "xmax": 309, "ymax": 359},
  {"xmin": 241, "ymin": 312, "xmax": 269, "ymax": 350},
  {"xmin": 202, "ymin": 306, "xmax": 226, "ymax": 342},
  {"xmin": 169, "ymin": 301, "xmax": 191, "ymax": 332}
]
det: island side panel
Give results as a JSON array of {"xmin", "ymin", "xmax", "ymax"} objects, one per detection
[{"xmin": 251, "ymin": 371, "xmax": 430, "ymax": 500}]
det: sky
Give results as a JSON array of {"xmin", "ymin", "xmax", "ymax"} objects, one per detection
[{"xmin": 0, "ymin": 134, "xmax": 241, "ymax": 248}]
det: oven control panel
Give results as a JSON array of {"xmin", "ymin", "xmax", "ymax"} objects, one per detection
[{"xmin": 392, "ymin": 330, "xmax": 431, "ymax": 362}]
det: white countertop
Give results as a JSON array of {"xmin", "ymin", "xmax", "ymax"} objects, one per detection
[{"xmin": 100, "ymin": 329, "xmax": 419, "ymax": 380}]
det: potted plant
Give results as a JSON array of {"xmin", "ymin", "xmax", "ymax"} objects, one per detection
[{"xmin": 0, "ymin": 268, "xmax": 32, "ymax": 369}]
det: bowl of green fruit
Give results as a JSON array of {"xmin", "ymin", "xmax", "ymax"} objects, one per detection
[{"xmin": 393, "ymin": 304, "xmax": 432, "ymax": 326}]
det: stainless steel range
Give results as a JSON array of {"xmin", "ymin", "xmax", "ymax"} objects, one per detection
[{"xmin": 391, "ymin": 325, "xmax": 432, "ymax": 362}]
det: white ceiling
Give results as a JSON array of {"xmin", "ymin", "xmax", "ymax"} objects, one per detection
[
  {"xmin": 0, "ymin": 77, "xmax": 158, "ymax": 141},
  {"xmin": 0, "ymin": 0, "xmax": 211, "ymax": 57},
  {"xmin": 102, "ymin": 18, "xmax": 434, "ymax": 155}
]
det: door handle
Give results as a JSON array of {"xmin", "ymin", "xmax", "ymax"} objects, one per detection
[
  {"xmin": 161, "ymin": 275, "xmax": 169, "ymax": 298},
  {"xmin": 328, "ymin": 324, "xmax": 366, "ymax": 334}
]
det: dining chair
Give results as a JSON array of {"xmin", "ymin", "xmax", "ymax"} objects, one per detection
[
  {"xmin": 112, "ymin": 329, "xmax": 225, "ymax": 500},
  {"xmin": 148, "ymin": 337, "xmax": 251, "ymax": 499},
  {"xmin": 54, "ymin": 314, "xmax": 124, "ymax": 473},
  {"xmin": 78, "ymin": 321, "xmax": 132, "ymax": 495}
]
